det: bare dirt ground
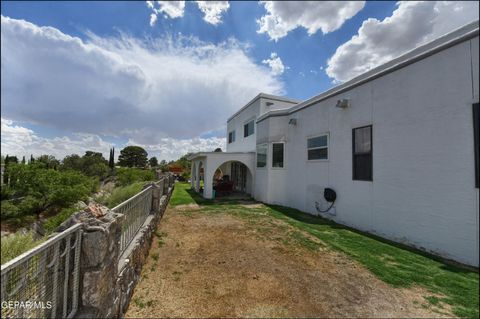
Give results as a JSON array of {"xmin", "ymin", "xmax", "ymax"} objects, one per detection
[{"xmin": 125, "ymin": 205, "xmax": 451, "ymax": 318}]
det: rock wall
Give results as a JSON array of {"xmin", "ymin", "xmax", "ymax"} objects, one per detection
[{"xmin": 74, "ymin": 178, "xmax": 174, "ymax": 318}]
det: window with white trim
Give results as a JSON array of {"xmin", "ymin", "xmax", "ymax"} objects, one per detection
[
  {"xmin": 272, "ymin": 143, "xmax": 284, "ymax": 168},
  {"xmin": 228, "ymin": 130, "xmax": 235, "ymax": 144},
  {"xmin": 256, "ymin": 144, "xmax": 267, "ymax": 168},
  {"xmin": 307, "ymin": 134, "xmax": 328, "ymax": 160}
]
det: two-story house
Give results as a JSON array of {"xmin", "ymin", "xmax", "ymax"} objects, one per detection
[{"xmin": 188, "ymin": 21, "xmax": 479, "ymax": 266}]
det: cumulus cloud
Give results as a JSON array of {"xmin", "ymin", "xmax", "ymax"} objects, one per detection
[
  {"xmin": 257, "ymin": 1, "xmax": 365, "ymax": 41},
  {"xmin": 196, "ymin": 1, "xmax": 230, "ymax": 25},
  {"xmin": 148, "ymin": 1, "xmax": 185, "ymax": 25},
  {"xmin": 1, "ymin": 118, "xmax": 226, "ymax": 161},
  {"xmin": 1, "ymin": 118, "xmax": 112, "ymax": 159},
  {"xmin": 262, "ymin": 52, "xmax": 286, "ymax": 76},
  {"xmin": 147, "ymin": 1, "xmax": 230, "ymax": 26},
  {"xmin": 1, "ymin": 15, "xmax": 283, "ymax": 151},
  {"xmin": 326, "ymin": 1, "xmax": 480, "ymax": 83}
]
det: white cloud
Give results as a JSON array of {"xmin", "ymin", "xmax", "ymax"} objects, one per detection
[
  {"xmin": 147, "ymin": 1, "xmax": 230, "ymax": 26},
  {"xmin": 262, "ymin": 52, "xmax": 286, "ymax": 76},
  {"xmin": 326, "ymin": 1, "xmax": 480, "ymax": 83},
  {"xmin": 257, "ymin": 1, "xmax": 365, "ymax": 41},
  {"xmin": 148, "ymin": 1, "xmax": 185, "ymax": 25},
  {"xmin": 1, "ymin": 16, "xmax": 283, "ymax": 150},
  {"xmin": 196, "ymin": 1, "xmax": 230, "ymax": 25},
  {"xmin": 1, "ymin": 118, "xmax": 112, "ymax": 159},
  {"xmin": 1, "ymin": 118, "xmax": 226, "ymax": 161}
]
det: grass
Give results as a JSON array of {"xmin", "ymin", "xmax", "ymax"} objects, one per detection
[
  {"xmin": 1, "ymin": 231, "xmax": 44, "ymax": 264},
  {"xmin": 170, "ymin": 182, "xmax": 479, "ymax": 318},
  {"xmin": 100, "ymin": 181, "xmax": 147, "ymax": 208},
  {"xmin": 43, "ymin": 206, "xmax": 78, "ymax": 234}
]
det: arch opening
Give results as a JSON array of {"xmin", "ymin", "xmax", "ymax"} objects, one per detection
[{"xmin": 212, "ymin": 160, "xmax": 253, "ymax": 198}]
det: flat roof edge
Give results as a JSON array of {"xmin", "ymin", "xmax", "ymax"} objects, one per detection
[
  {"xmin": 227, "ymin": 93, "xmax": 300, "ymax": 123},
  {"xmin": 257, "ymin": 20, "xmax": 479, "ymax": 124}
]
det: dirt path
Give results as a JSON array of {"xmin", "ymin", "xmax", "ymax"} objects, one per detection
[{"xmin": 125, "ymin": 205, "xmax": 451, "ymax": 318}]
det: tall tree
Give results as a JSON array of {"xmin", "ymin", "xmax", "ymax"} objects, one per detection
[
  {"xmin": 21, "ymin": 156, "xmax": 26, "ymax": 164},
  {"xmin": 118, "ymin": 146, "xmax": 148, "ymax": 168},
  {"xmin": 30, "ymin": 154, "xmax": 35, "ymax": 164},
  {"xmin": 109, "ymin": 147, "xmax": 115, "ymax": 169},
  {"xmin": 149, "ymin": 156, "xmax": 158, "ymax": 167}
]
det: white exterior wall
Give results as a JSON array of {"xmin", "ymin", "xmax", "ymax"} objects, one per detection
[
  {"xmin": 226, "ymin": 97, "xmax": 298, "ymax": 153},
  {"xmin": 253, "ymin": 36, "xmax": 479, "ymax": 266}
]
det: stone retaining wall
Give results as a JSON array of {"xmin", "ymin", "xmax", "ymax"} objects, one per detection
[{"xmin": 74, "ymin": 180, "xmax": 174, "ymax": 318}]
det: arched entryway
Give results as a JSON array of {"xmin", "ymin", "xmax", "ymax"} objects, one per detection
[{"xmin": 212, "ymin": 160, "xmax": 253, "ymax": 198}]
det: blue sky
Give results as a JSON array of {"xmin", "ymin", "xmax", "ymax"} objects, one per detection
[{"xmin": 1, "ymin": 1, "xmax": 478, "ymax": 161}]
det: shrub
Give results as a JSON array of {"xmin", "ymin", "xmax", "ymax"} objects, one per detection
[
  {"xmin": 116, "ymin": 167, "xmax": 155, "ymax": 186},
  {"xmin": 1, "ymin": 231, "xmax": 44, "ymax": 264},
  {"xmin": 100, "ymin": 181, "xmax": 146, "ymax": 208},
  {"xmin": 43, "ymin": 207, "xmax": 78, "ymax": 234}
]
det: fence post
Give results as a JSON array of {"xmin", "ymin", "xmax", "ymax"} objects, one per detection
[{"xmin": 77, "ymin": 212, "xmax": 121, "ymax": 318}]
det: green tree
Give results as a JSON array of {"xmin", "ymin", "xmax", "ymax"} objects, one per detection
[
  {"xmin": 159, "ymin": 160, "xmax": 168, "ymax": 172},
  {"xmin": 81, "ymin": 151, "xmax": 109, "ymax": 179},
  {"xmin": 214, "ymin": 148, "xmax": 222, "ymax": 152},
  {"xmin": 61, "ymin": 154, "xmax": 83, "ymax": 171},
  {"xmin": 4, "ymin": 164, "xmax": 94, "ymax": 219},
  {"xmin": 30, "ymin": 154, "xmax": 35, "ymax": 164},
  {"xmin": 109, "ymin": 148, "xmax": 115, "ymax": 169},
  {"xmin": 118, "ymin": 146, "xmax": 148, "ymax": 168},
  {"xmin": 21, "ymin": 156, "xmax": 26, "ymax": 164},
  {"xmin": 149, "ymin": 156, "xmax": 158, "ymax": 167},
  {"xmin": 36, "ymin": 155, "xmax": 60, "ymax": 169}
]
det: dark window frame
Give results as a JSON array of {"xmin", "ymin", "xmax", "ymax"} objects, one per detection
[
  {"xmin": 474, "ymin": 103, "xmax": 479, "ymax": 188},
  {"xmin": 272, "ymin": 142, "xmax": 285, "ymax": 168},
  {"xmin": 228, "ymin": 130, "xmax": 235, "ymax": 144},
  {"xmin": 352, "ymin": 125, "xmax": 373, "ymax": 181},
  {"xmin": 244, "ymin": 120, "xmax": 255, "ymax": 137}
]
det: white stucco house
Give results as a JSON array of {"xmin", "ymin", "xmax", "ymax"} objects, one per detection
[{"xmin": 188, "ymin": 21, "xmax": 480, "ymax": 267}]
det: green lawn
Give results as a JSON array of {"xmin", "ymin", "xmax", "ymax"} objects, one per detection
[{"xmin": 170, "ymin": 183, "xmax": 479, "ymax": 318}]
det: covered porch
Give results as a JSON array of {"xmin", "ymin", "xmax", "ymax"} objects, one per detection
[{"xmin": 188, "ymin": 152, "xmax": 255, "ymax": 199}]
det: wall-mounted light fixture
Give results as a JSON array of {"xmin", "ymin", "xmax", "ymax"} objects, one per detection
[
  {"xmin": 336, "ymin": 98, "xmax": 350, "ymax": 109},
  {"xmin": 266, "ymin": 102, "xmax": 274, "ymax": 106},
  {"xmin": 288, "ymin": 118, "xmax": 297, "ymax": 126}
]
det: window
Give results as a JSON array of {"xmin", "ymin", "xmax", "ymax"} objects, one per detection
[
  {"xmin": 244, "ymin": 120, "xmax": 254, "ymax": 137},
  {"xmin": 307, "ymin": 134, "xmax": 328, "ymax": 160},
  {"xmin": 352, "ymin": 125, "xmax": 372, "ymax": 181},
  {"xmin": 256, "ymin": 144, "xmax": 267, "ymax": 168},
  {"xmin": 272, "ymin": 143, "xmax": 284, "ymax": 168},
  {"xmin": 228, "ymin": 130, "xmax": 235, "ymax": 144},
  {"xmin": 474, "ymin": 103, "xmax": 479, "ymax": 188}
]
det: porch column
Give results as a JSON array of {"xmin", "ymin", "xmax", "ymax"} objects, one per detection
[
  {"xmin": 203, "ymin": 163, "xmax": 214, "ymax": 199},
  {"xmin": 190, "ymin": 162, "xmax": 195, "ymax": 189},
  {"xmin": 195, "ymin": 162, "xmax": 201, "ymax": 192}
]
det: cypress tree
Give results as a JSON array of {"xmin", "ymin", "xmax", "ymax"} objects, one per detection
[
  {"xmin": 22, "ymin": 156, "xmax": 26, "ymax": 164},
  {"xmin": 109, "ymin": 147, "xmax": 115, "ymax": 169}
]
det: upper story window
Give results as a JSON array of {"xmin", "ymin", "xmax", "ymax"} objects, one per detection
[
  {"xmin": 307, "ymin": 134, "xmax": 328, "ymax": 160},
  {"xmin": 228, "ymin": 130, "xmax": 236, "ymax": 144},
  {"xmin": 352, "ymin": 125, "xmax": 372, "ymax": 181},
  {"xmin": 272, "ymin": 143, "xmax": 284, "ymax": 168},
  {"xmin": 244, "ymin": 120, "xmax": 255, "ymax": 137},
  {"xmin": 256, "ymin": 144, "xmax": 267, "ymax": 168}
]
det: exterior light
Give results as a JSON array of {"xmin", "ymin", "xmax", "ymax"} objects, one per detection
[
  {"xmin": 288, "ymin": 118, "xmax": 297, "ymax": 125},
  {"xmin": 336, "ymin": 98, "xmax": 350, "ymax": 109}
]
